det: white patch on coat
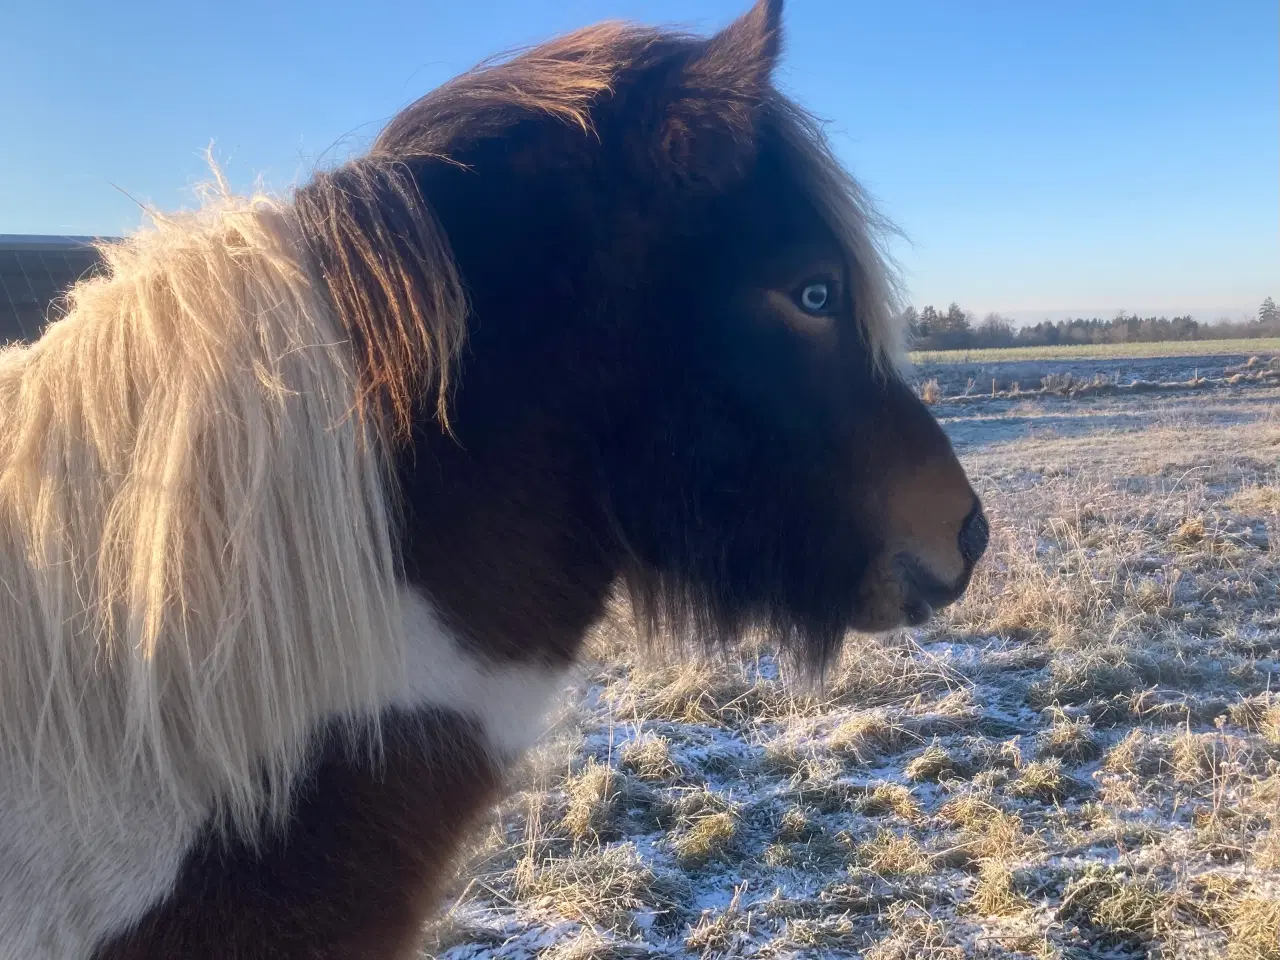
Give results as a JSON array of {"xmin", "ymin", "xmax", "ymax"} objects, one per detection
[
  {"xmin": 1, "ymin": 588, "xmax": 566, "ymax": 958},
  {"xmin": 392, "ymin": 587, "xmax": 571, "ymax": 760}
]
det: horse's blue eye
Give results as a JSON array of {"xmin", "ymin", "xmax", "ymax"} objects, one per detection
[{"xmin": 799, "ymin": 283, "xmax": 829, "ymax": 313}]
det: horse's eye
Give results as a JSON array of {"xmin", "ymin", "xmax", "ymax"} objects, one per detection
[{"xmin": 798, "ymin": 282, "xmax": 829, "ymax": 314}]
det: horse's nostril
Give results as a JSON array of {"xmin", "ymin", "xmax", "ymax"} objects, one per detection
[{"xmin": 958, "ymin": 503, "xmax": 989, "ymax": 567}]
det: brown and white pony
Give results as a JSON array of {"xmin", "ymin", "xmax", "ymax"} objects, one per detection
[{"xmin": 0, "ymin": 2, "xmax": 987, "ymax": 956}]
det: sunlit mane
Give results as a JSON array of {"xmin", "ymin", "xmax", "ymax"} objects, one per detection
[{"xmin": 0, "ymin": 189, "xmax": 416, "ymax": 837}]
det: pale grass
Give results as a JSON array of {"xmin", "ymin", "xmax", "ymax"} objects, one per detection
[
  {"xmin": 1057, "ymin": 867, "xmax": 1173, "ymax": 946},
  {"xmin": 1226, "ymin": 485, "xmax": 1280, "ymax": 515},
  {"xmin": 828, "ymin": 710, "xmax": 912, "ymax": 761},
  {"xmin": 617, "ymin": 734, "xmax": 681, "ymax": 783},
  {"xmin": 864, "ymin": 902, "xmax": 964, "ymax": 960},
  {"xmin": 560, "ymin": 758, "xmax": 625, "ymax": 844},
  {"xmin": 855, "ymin": 830, "xmax": 932, "ymax": 874},
  {"xmin": 543, "ymin": 929, "xmax": 653, "ymax": 960},
  {"xmin": 904, "ymin": 743, "xmax": 962, "ymax": 782},
  {"xmin": 1255, "ymin": 830, "xmax": 1280, "ymax": 870},
  {"xmin": 684, "ymin": 884, "xmax": 747, "ymax": 955},
  {"xmin": 858, "ymin": 783, "xmax": 922, "ymax": 821},
  {"xmin": 606, "ymin": 659, "xmax": 799, "ymax": 727},
  {"xmin": 780, "ymin": 914, "xmax": 861, "ymax": 952},
  {"xmin": 1010, "ymin": 758, "xmax": 1068, "ymax": 802},
  {"xmin": 1036, "ymin": 714, "xmax": 1102, "ymax": 763},
  {"xmin": 938, "ymin": 795, "xmax": 1038, "ymax": 862},
  {"xmin": 670, "ymin": 811, "xmax": 738, "ymax": 868},
  {"xmin": 1103, "ymin": 728, "xmax": 1173, "ymax": 776},
  {"xmin": 968, "ymin": 859, "xmax": 1030, "ymax": 917},
  {"xmin": 775, "ymin": 805, "xmax": 817, "ymax": 842},
  {"xmin": 1227, "ymin": 894, "xmax": 1280, "ymax": 960},
  {"xmin": 516, "ymin": 843, "xmax": 688, "ymax": 934}
]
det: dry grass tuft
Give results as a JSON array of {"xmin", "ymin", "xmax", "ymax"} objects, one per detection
[
  {"xmin": 1173, "ymin": 516, "xmax": 1209, "ymax": 548},
  {"xmin": 607, "ymin": 661, "xmax": 785, "ymax": 727},
  {"xmin": 829, "ymin": 710, "xmax": 911, "ymax": 762},
  {"xmin": 865, "ymin": 903, "xmax": 964, "ymax": 960},
  {"xmin": 1259, "ymin": 716, "xmax": 1280, "ymax": 752},
  {"xmin": 968, "ymin": 859, "xmax": 1029, "ymax": 917},
  {"xmin": 1102, "ymin": 728, "xmax": 1172, "ymax": 776},
  {"xmin": 517, "ymin": 843, "xmax": 689, "ymax": 934},
  {"xmin": 1029, "ymin": 651, "xmax": 1142, "ymax": 708},
  {"xmin": 1227, "ymin": 485, "xmax": 1280, "ymax": 515},
  {"xmin": 1255, "ymin": 829, "xmax": 1280, "ymax": 870},
  {"xmin": 904, "ymin": 743, "xmax": 962, "ymax": 782},
  {"xmin": 1228, "ymin": 894, "xmax": 1280, "ymax": 960},
  {"xmin": 561, "ymin": 758, "xmax": 625, "ymax": 844},
  {"xmin": 775, "ymin": 804, "xmax": 817, "ymax": 843},
  {"xmin": 1010, "ymin": 758, "xmax": 1070, "ymax": 802},
  {"xmin": 1037, "ymin": 714, "xmax": 1102, "ymax": 763},
  {"xmin": 684, "ymin": 884, "xmax": 748, "ymax": 956},
  {"xmin": 668, "ymin": 786, "xmax": 736, "ymax": 824},
  {"xmin": 617, "ymin": 734, "xmax": 681, "ymax": 783},
  {"xmin": 858, "ymin": 783, "xmax": 922, "ymax": 820},
  {"xmin": 940, "ymin": 795, "xmax": 1037, "ymax": 861},
  {"xmin": 1230, "ymin": 694, "xmax": 1280, "ymax": 746},
  {"xmin": 671, "ymin": 810, "xmax": 739, "ymax": 868},
  {"xmin": 919, "ymin": 378, "xmax": 943, "ymax": 405},
  {"xmin": 938, "ymin": 793, "xmax": 1002, "ymax": 829},
  {"xmin": 543, "ymin": 929, "xmax": 654, "ymax": 960},
  {"xmin": 1057, "ymin": 867, "xmax": 1171, "ymax": 947},
  {"xmin": 1171, "ymin": 731, "xmax": 1236, "ymax": 784},
  {"xmin": 760, "ymin": 733, "xmax": 821, "ymax": 776},
  {"xmin": 780, "ymin": 757, "xmax": 861, "ymax": 813},
  {"xmin": 828, "ymin": 642, "xmax": 945, "ymax": 706},
  {"xmin": 855, "ymin": 830, "xmax": 932, "ymax": 875},
  {"xmin": 782, "ymin": 914, "xmax": 862, "ymax": 951}
]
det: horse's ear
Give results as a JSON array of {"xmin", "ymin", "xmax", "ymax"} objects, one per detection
[
  {"xmin": 659, "ymin": 0, "xmax": 784, "ymax": 189},
  {"xmin": 700, "ymin": 0, "xmax": 784, "ymax": 77}
]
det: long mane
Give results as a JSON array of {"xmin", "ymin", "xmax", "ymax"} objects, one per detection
[{"xmin": 0, "ymin": 187, "xmax": 455, "ymax": 837}]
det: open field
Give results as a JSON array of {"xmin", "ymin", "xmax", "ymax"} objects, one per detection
[
  {"xmin": 910, "ymin": 338, "xmax": 1280, "ymax": 366},
  {"xmin": 428, "ymin": 378, "xmax": 1280, "ymax": 959},
  {"xmin": 914, "ymin": 350, "xmax": 1280, "ymax": 402}
]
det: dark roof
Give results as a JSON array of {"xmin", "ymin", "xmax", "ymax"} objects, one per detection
[{"xmin": 0, "ymin": 235, "xmax": 112, "ymax": 344}]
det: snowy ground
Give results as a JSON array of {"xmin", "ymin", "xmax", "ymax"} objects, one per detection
[{"xmin": 425, "ymin": 381, "xmax": 1280, "ymax": 960}]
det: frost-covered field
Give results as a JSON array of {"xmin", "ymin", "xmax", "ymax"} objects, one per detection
[{"xmin": 427, "ymin": 382, "xmax": 1280, "ymax": 960}]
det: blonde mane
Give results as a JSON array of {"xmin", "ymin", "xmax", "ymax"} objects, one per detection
[{"xmin": 0, "ymin": 189, "xmax": 433, "ymax": 838}]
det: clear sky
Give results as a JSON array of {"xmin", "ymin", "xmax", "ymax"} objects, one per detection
[{"xmin": 3, "ymin": 0, "xmax": 1275, "ymax": 323}]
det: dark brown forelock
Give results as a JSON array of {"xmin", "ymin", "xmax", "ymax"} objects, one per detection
[
  {"xmin": 294, "ymin": 160, "xmax": 467, "ymax": 439},
  {"xmin": 294, "ymin": 22, "xmax": 678, "ymax": 442}
]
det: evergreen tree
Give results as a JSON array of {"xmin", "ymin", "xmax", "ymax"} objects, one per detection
[
  {"xmin": 918, "ymin": 305, "xmax": 939, "ymax": 339},
  {"xmin": 941, "ymin": 302, "xmax": 971, "ymax": 334},
  {"xmin": 1260, "ymin": 297, "xmax": 1279, "ymax": 327}
]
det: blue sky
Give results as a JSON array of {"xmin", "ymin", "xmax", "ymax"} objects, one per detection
[{"xmin": 3, "ymin": 0, "xmax": 1275, "ymax": 322}]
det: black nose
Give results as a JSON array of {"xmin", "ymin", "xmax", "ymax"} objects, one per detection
[{"xmin": 958, "ymin": 503, "xmax": 989, "ymax": 568}]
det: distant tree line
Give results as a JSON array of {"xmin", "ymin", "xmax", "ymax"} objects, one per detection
[{"xmin": 903, "ymin": 297, "xmax": 1280, "ymax": 351}]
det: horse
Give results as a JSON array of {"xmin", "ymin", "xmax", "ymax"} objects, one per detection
[{"xmin": 0, "ymin": 1, "xmax": 987, "ymax": 956}]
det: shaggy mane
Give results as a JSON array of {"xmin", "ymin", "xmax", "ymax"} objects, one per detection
[{"xmin": 0, "ymin": 191, "xmax": 413, "ymax": 838}]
